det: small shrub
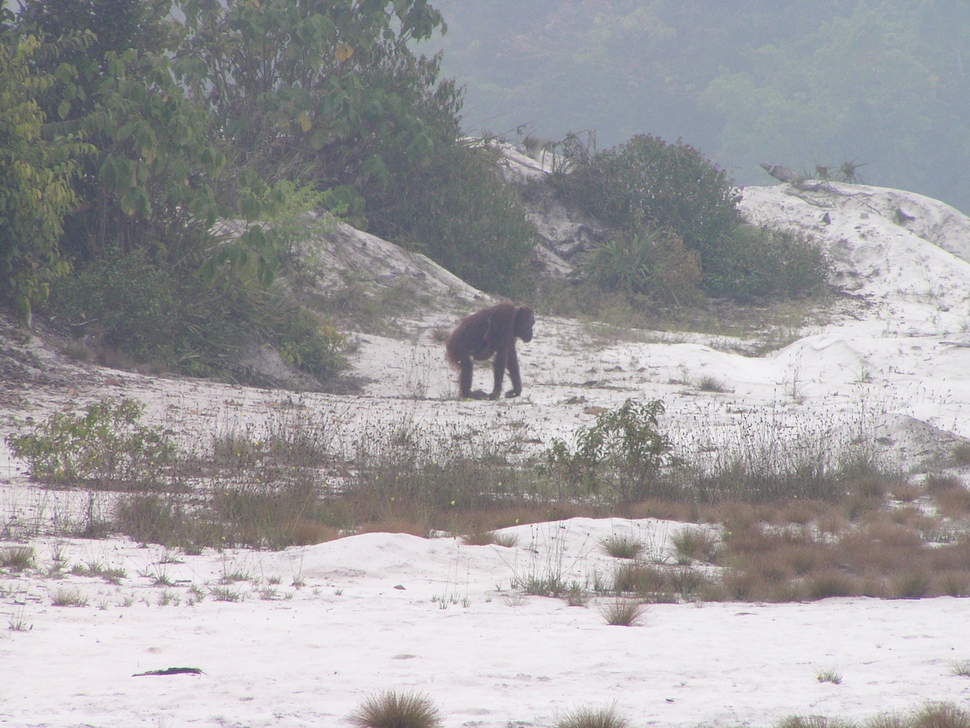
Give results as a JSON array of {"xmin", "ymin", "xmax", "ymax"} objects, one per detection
[
  {"xmin": 556, "ymin": 705, "xmax": 629, "ymax": 728},
  {"xmin": 0, "ymin": 546, "xmax": 35, "ymax": 572},
  {"xmin": 209, "ymin": 586, "xmax": 242, "ymax": 602},
  {"xmin": 952, "ymin": 444, "xmax": 970, "ymax": 466},
  {"xmin": 697, "ymin": 376, "xmax": 729, "ymax": 393},
  {"xmin": 891, "ymin": 571, "xmax": 930, "ymax": 599},
  {"xmin": 600, "ymin": 597, "xmax": 646, "ymax": 626},
  {"xmin": 564, "ymin": 583, "xmax": 591, "ymax": 607},
  {"xmin": 669, "ymin": 567, "xmax": 711, "ymax": 600},
  {"xmin": 349, "ymin": 690, "xmax": 443, "ymax": 728},
  {"xmin": 7, "ymin": 398, "xmax": 175, "ymax": 489},
  {"xmin": 545, "ymin": 398, "xmax": 678, "ymax": 504},
  {"xmin": 704, "ymin": 224, "xmax": 830, "ymax": 302},
  {"xmin": 601, "ymin": 534, "xmax": 644, "ymax": 559},
  {"xmin": 807, "ymin": 570, "xmax": 856, "ymax": 600}
]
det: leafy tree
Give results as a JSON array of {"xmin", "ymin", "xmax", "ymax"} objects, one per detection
[
  {"xmin": 0, "ymin": 30, "xmax": 88, "ymax": 322},
  {"xmin": 15, "ymin": 0, "xmax": 226, "ymax": 264},
  {"xmin": 178, "ymin": 0, "xmax": 533, "ymax": 295}
]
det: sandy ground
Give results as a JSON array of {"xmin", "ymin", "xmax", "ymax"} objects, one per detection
[{"xmin": 3, "ymin": 182, "xmax": 970, "ymax": 726}]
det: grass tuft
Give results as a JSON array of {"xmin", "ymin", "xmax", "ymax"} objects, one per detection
[
  {"xmin": 671, "ymin": 526, "xmax": 719, "ymax": 564},
  {"xmin": 816, "ymin": 667, "xmax": 843, "ymax": 685},
  {"xmin": 50, "ymin": 587, "xmax": 89, "ymax": 607},
  {"xmin": 349, "ymin": 690, "xmax": 442, "ymax": 728},
  {"xmin": 556, "ymin": 704, "xmax": 629, "ymax": 728},
  {"xmin": 600, "ymin": 598, "xmax": 646, "ymax": 626},
  {"xmin": 601, "ymin": 533, "xmax": 644, "ymax": 559},
  {"xmin": 0, "ymin": 546, "xmax": 35, "ymax": 572}
]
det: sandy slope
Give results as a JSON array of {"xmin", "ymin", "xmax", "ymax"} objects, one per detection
[{"xmin": 3, "ymin": 182, "xmax": 970, "ymax": 726}]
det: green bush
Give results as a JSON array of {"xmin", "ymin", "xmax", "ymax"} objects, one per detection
[
  {"xmin": 704, "ymin": 224, "xmax": 831, "ymax": 302},
  {"xmin": 556, "ymin": 134, "xmax": 742, "ymax": 267},
  {"xmin": 579, "ymin": 225, "xmax": 702, "ymax": 304},
  {"xmin": 45, "ymin": 248, "xmax": 344, "ymax": 381},
  {"xmin": 7, "ymin": 398, "xmax": 174, "ymax": 489},
  {"xmin": 545, "ymin": 398, "xmax": 679, "ymax": 504},
  {"xmin": 555, "ymin": 133, "xmax": 830, "ymax": 302}
]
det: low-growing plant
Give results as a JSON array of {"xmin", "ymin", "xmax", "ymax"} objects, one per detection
[
  {"xmin": 600, "ymin": 597, "xmax": 646, "ymax": 626},
  {"xmin": 50, "ymin": 587, "xmax": 88, "ymax": 607},
  {"xmin": 950, "ymin": 660, "xmax": 970, "ymax": 678},
  {"xmin": 579, "ymin": 226, "xmax": 702, "ymax": 305},
  {"xmin": 7, "ymin": 398, "xmax": 175, "ymax": 489},
  {"xmin": 601, "ymin": 533, "xmax": 644, "ymax": 559},
  {"xmin": 8, "ymin": 604, "xmax": 29, "ymax": 632},
  {"xmin": 671, "ymin": 527, "xmax": 720, "ymax": 564},
  {"xmin": 209, "ymin": 585, "xmax": 242, "ymax": 602},
  {"xmin": 349, "ymin": 690, "xmax": 443, "ymax": 728},
  {"xmin": 911, "ymin": 703, "xmax": 970, "ymax": 728},
  {"xmin": 612, "ymin": 562, "xmax": 670, "ymax": 598},
  {"xmin": 0, "ymin": 546, "xmax": 35, "ymax": 572},
  {"xmin": 816, "ymin": 667, "xmax": 843, "ymax": 685},
  {"xmin": 556, "ymin": 704, "xmax": 629, "ymax": 728}
]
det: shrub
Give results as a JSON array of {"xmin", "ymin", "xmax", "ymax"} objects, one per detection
[
  {"xmin": 579, "ymin": 226, "xmax": 702, "ymax": 305},
  {"xmin": 671, "ymin": 526, "xmax": 720, "ymax": 564},
  {"xmin": 545, "ymin": 399, "xmax": 679, "ymax": 504},
  {"xmin": 703, "ymin": 224, "xmax": 831, "ymax": 302},
  {"xmin": 555, "ymin": 134, "xmax": 742, "ymax": 266},
  {"xmin": 912, "ymin": 703, "xmax": 970, "ymax": 728},
  {"xmin": 349, "ymin": 690, "xmax": 443, "ymax": 728},
  {"xmin": 45, "ymin": 248, "xmax": 344, "ymax": 382},
  {"xmin": 555, "ymin": 133, "xmax": 831, "ymax": 302},
  {"xmin": 7, "ymin": 398, "xmax": 175, "ymax": 489},
  {"xmin": 611, "ymin": 562, "xmax": 670, "ymax": 599}
]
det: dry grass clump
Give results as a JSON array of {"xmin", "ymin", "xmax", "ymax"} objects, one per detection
[
  {"xmin": 611, "ymin": 562, "xmax": 670, "ymax": 600},
  {"xmin": 0, "ymin": 546, "xmax": 35, "ymax": 572},
  {"xmin": 780, "ymin": 703, "xmax": 970, "ymax": 728},
  {"xmin": 556, "ymin": 704, "xmax": 629, "ymax": 728},
  {"xmin": 349, "ymin": 690, "xmax": 442, "ymax": 728},
  {"xmin": 671, "ymin": 526, "xmax": 719, "ymax": 563},
  {"xmin": 713, "ymin": 510, "xmax": 970, "ymax": 601},
  {"xmin": 50, "ymin": 587, "xmax": 89, "ymax": 607},
  {"xmin": 600, "ymin": 598, "xmax": 646, "ymax": 626},
  {"xmin": 925, "ymin": 475, "xmax": 970, "ymax": 518},
  {"xmin": 600, "ymin": 533, "xmax": 644, "ymax": 559}
]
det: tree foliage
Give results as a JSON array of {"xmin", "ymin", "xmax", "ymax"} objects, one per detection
[{"xmin": 0, "ymin": 30, "xmax": 88, "ymax": 322}]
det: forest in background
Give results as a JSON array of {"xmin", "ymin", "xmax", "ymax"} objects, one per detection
[{"xmin": 427, "ymin": 0, "xmax": 970, "ymax": 215}]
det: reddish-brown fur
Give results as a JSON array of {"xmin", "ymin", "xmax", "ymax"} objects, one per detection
[{"xmin": 445, "ymin": 302, "xmax": 535, "ymax": 399}]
